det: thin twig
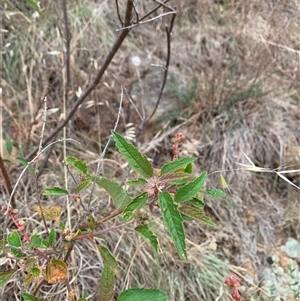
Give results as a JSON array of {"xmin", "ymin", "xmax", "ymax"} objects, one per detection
[
  {"xmin": 25, "ymin": 1, "xmax": 134, "ymax": 161},
  {"xmin": 132, "ymin": 1, "xmax": 139, "ymax": 23},
  {"xmin": 32, "ymin": 279, "xmax": 45, "ymax": 296},
  {"xmin": 0, "ymin": 155, "xmax": 15, "ymax": 208},
  {"xmin": 111, "ymin": 73, "xmax": 144, "ymax": 121},
  {"xmin": 78, "ymin": 208, "xmax": 124, "ymax": 230},
  {"xmin": 36, "ymin": 143, "xmax": 54, "ymax": 178},
  {"xmin": 153, "ymin": 0, "xmax": 174, "ymax": 11},
  {"xmin": 138, "ymin": 11, "xmax": 176, "ymax": 134},
  {"xmin": 35, "ymin": 97, "xmax": 49, "ymax": 234},
  {"xmin": 139, "ymin": 0, "xmax": 170, "ymax": 22},
  {"xmin": 76, "ymin": 222, "xmax": 131, "ymax": 240},
  {"xmin": 37, "ymin": 97, "xmax": 48, "ymax": 154},
  {"xmin": 62, "ymin": 0, "xmax": 72, "ymax": 230},
  {"xmin": 116, "ymin": 11, "xmax": 177, "ymax": 32},
  {"xmin": 62, "ymin": 0, "xmax": 71, "ymax": 103},
  {"xmin": 115, "ymin": 0, "xmax": 123, "ymax": 26}
]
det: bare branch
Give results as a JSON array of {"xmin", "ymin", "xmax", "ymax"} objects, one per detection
[
  {"xmin": 132, "ymin": 0, "xmax": 139, "ymax": 24},
  {"xmin": 115, "ymin": 0, "xmax": 124, "ymax": 26},
  {"xmin": 139, "ymin": 11, "xmax": 177, "ymax": 130},
  {"xmin": 139, "ymin": 0, "xmax": 170, "ymax": 22},
  {"xmin": 62, "ymin": 0, "xmax": 71, "ymax": 102},
  {"xmin": 153, "ymin": 0, "xmax": 174, "ymax": 12},
  {"xmin": 0, "ymin": 155, "xmax": 15, "ymax": 208},
  {"xmin": 116, "ymin": 11, "xmax": 176, "ymax": 32}
]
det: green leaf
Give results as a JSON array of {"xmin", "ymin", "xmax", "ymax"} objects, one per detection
[
  {"xmin": 179, "ymin": 204, "xmax": 216, "ymax": 227},
  {"xmin": 21, "ymin": 292, "xmax": 42, "ymax": 301},
  {"xmin": 0, "ymin": 269, "xmax": 17, "ymax": 288},
  {"xmin": 174, "ymin": 171, "xmax": 207, "ymax": 203},
  {"xmin": 94, "ymin": 176, "xmax": 132, "ymax": 209},
  {"xmin": 99, "ymin": 264, "xmax": 115, "ymax": 301},
  {"xmin": 17, "ymin": 157, "xmax": 35, "ymax": 173},
  {"xmin": 184, "ymin": 162, "xmax": 193, "ymax": 174},
  {"xmin": 27, "ymin": 234, "xmax": 42, "ymax": 248},
  {"xmin": 158, "ymin": 172, "xmax": 190, "ymax": 185},
  {"xmin": 118, "ymin": 288, "xmax": 167, "ymax": 301},
  {"xmin": 65, "ymin": 156, "xmax": 87, "ymax": 174},
  {"xmin": 98, "ymin": 246, "xmax": 119, "ymax": 277},
  {"xmin": 87, "ymin": 215, "xmax": 96, "ymax": 231},
  {"xmin": 126, "ymin": 178, "xmax": 148, "ymax": 186},
  {"xmin": 75, "ymin": 179, "xmax": 91, "ymax": 193},
  {"xmin": 30, "ymin": 267, "xmax": 41, "ymax": 278},
  {"xmin": 7, "ymin": 231, "xmax": 24, "ymax": 257},
  {"xmin": 59, "ymin": 221, "xmax": 65, "ymax": 230},
  {"xmin": 8, "ymin": 231, "xmax": 21, "ymax": 247},
  {"xmin": 43, "ymin": 187, "xmax": 69, "ymax": 196},
  {"xmin": 204, "ymin": 188, "xmax": 226, "ymax": 198},
  {"xmin": 17, "ymin": 157, "xmax": 29, "ymax": 167},
  {"xmin": 83, "ymin": 289, "xmax": 89, "ymax": 298},
  {"xmin": 25, "ymin": 258, "xmax": 38, "ymax": 268},
  {"xmin": 188, "ymin": 197, "xmax": 205, "ymax": 210},
  {"xmin": 135, "ymin": 225, "xmax": 158, "ymax": 254},
  {"xmin": 48, "ymin": 228, "xmax": 56, "ymax": 247},
  {"xmin": 5, "ymin": 138, "xmax": 13, "ymax": 155},
  {"xmin": 78, "ymin": 299, "xmax": 88, "ymax": 301},
  {"xmin": 123, "ymin": 193, "xmax": 148, "ymax": 222},
  {"xmin": 112, "ymin": 131, "xmax": 153, "ymax": 178},
  {"xmin": 26, "ymin": 0, "xmax": 40, "ymax": 10},
  {"xmin": 160, "ymin": 157, "xmax": 197, "ymax": 175},
  {"xmin": 158, "ymin": 192, "xmax": 186, "ymax": 259}
]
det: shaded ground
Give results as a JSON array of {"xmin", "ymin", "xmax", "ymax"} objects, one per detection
[{"xmin": 1, "ymin": 1, "xmax": 300, "ymax": 300}]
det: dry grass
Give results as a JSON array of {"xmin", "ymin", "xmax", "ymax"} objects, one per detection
[{"xmin": 1, "ymin": 0, "xmax": 300, "ymax": 300}]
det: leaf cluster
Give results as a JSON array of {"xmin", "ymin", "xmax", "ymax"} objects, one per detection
[{"xmin": 1, "ymin": 131, "xmax": 226, "ymax": 301}]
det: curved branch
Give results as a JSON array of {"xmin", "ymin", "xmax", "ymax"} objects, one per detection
[{"xmin": 140, "ymin": 10, "xmax": 177, "ymax": 128}]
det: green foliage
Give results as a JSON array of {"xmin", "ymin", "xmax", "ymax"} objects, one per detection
[
  {"xmin": 204, "ymin": 188, "xmax": 227, "ymax": 198},
  {"xmin": 4, "ymin": 131, "xmax": 225, "ymax": 299},
  {"xmin": 48, "ymin": 228, "xmax": 56, "ymax": 247},
  {"xmin": 100, "ymin": 264, "xmax": 115, "ymax": 301},
  {"xmin": 112, "ymin": 131, "xmax": 153, "ymax": 178},
  {"xmin": 118, "ymin": 288, "xmax": 167, "ymax": 301},
  {"xmin": 27, "ymin": 233, "xmax": 49, "ymax": 248},
  {"xmin": 5, "ymin": 138, "xmax": 13, "ymax": 155},
  {"xmin": 159, "ymin": 192, "xmax": 186, "ymax": 259},
  {"xmin": 98, "ymin": 245, "xmax": 120, "ymax": 277},
  {"xmin": 7, "ymin": 231, "xmax": 24, "ymax": 257},
  {"xmin": 174, "ymin": 171, "xmax": 207, "ymax": 202},
  {"xmin": 135, "ymin": 224, "xmax": 159, "ymax": 254},
  {"xmin": 123, "ymin": 193, "xmax": 148, "ymax": 222},
  {"xmin": 179, "ymin": 204, "xmax": 216, "ymax": 227},
  {"xmin": 75, "ymin": 179, "xmax": 91, "ymax": 193},
  {"xmin": 126, "ymin": 178, "xmax": 148, "ymax": 186},
  {"xmin": 43, "ymin": 187, "xmax": 69, "ymax": 196},
  {"xmin": 25, "ymin": 0, "xmax": 40, "ymax": 11},
  {"xmin": 160, "ymin": 157, "xmax": 197, "ymax": 174},
  {"xmin": 93, "ymin": 176, "xmax": 132, "ymax": 209},
  {"xmin": 21, "ymin": 292, "xmax": 42, "ymax": 301},
  {"xmin": 66, "ymin": 156, "xmax": 88, "ymax": 174},
  {"xmin": 0, "ymin": 269, "xmax": 17, "ymax": 288}
]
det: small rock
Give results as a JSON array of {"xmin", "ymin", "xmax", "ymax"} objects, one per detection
[{"xmin": 281, "ymin": 237, "xmax": 300, "ymax": 259}]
